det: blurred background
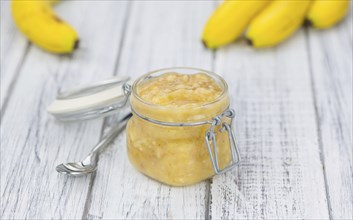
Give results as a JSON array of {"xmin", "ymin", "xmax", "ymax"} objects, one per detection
[{"xmin": 1, "ymin": 1, "xmax": 352, "ymax": 219}]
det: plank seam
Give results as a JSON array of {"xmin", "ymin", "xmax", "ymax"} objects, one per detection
[
  {"xmin": 81, "ymin": 2, "xmax": 132, "ymax": 218},
  {"xmin": 206, "ymin": 3, "xmax": 218, "ymax": 218},
  {"xmin": 81, "ymin": 166, "xmax": 98, "ymax": 219},
  {"xmin": 305, "ymin": 27, "xmax": 333, "ymax": 220},
  {"xmin": 1, "ymin": 42, "xmax": 30, "ymax": 119},
  {"xmin": 205, "ymin": 179, "xmax": 212, "ymax": 220},
  {"xmin": 112, "ymin": 1, "xmax": 133, "ymax": 77},
  {"xmin": 205, "ymin": 49, "xmax": 217, "ymax": 220},
  {"xmin": 81, "ymin": 118, "xmax": 109, "ymax": 219}
]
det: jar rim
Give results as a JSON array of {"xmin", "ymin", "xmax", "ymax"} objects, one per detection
[{"xmin": 131, "ymin": 67, "xmax": 229, "ymax": 109}]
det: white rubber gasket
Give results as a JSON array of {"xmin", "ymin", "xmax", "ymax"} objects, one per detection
[{"xmin": 47, "ymin": 78, "xmax": 133, "ymax": 115}]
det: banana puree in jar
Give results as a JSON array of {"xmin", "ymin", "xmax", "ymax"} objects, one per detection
[{"xmin": 126, "ymin": 69, "xmax": 232, "ymax": 186}]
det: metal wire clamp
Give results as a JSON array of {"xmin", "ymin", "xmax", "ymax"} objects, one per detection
[{"xmin": 205, "ymin": 109, "xmax": 241, "ymax": 174}]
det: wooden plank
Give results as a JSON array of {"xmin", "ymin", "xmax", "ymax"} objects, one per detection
[
  {"xmin": 209, "ymin": 30, "xmax": 330, "ymax": 219},
  {"xmin": 0, "ymin": 1, "xmax": 129, "ymax": 219},
  {"xmin": 0, "ymin": 0, "xmax": 30, "ymax": 110},
  {"xmin": 307, "ymin": 12, "xmax": 353, "ymax": 219},
  {"xmin": 85, "ymin": 1, "xmax": 214, "ymax": 219}
]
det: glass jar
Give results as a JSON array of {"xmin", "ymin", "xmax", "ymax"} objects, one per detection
[
  {"xmin": 47, "ymin": 67, "xmax": 240, "ymax": 186},
  {"xmin": 126, "ymin": 68, "xmax": 240, "ymax": 186}
]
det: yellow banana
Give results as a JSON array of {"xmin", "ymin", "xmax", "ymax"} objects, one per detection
[
  {"xmin": 202, "ymin": 0, "xmax": 270, "ymax": 49},
  {"xmin": 11, "ymin": 0, "xmax": 79, "ymax": 54},
  {"xmin": 306, "ymin": 0, "xmax": 350, "ymax": 29},
  {"xmin": 246, "ymin": 0, "xmax": 312, "ymax": 48}
]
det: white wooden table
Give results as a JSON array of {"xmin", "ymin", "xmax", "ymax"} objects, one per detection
[{"xmin": 1, "ymin": 1, "xmax": 352, "ymax": 219}]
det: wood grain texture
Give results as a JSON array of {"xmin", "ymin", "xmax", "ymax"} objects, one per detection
[
  {"xmin": 0, "ymin": 1, "xmax": 29, "ymax": 110},
  {"xmin": 307, "ymin": 12, "xmax": 353, "ymax": 219},
  {"xmin": 85, "ymin": 1, "xmax": 214, "ymax": 219},
  {"xmin": 209, "ymin": 30, "xmax": 330, "ymax": 219},
  {"xmin": 1, "ymin": 2, "xmax": 352, "ymax": 220},
  {"xmin": 1, "ymin": 1, "xmax": 129, "ymax": 219}
]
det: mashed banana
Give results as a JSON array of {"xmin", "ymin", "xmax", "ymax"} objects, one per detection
[
  {"xmin": 136, "ymin": 73, "xmax": 222, "ymax": 106},
  {"xmin": 127, "ymin": 72, "xmax": 231, "ymax": 186}
]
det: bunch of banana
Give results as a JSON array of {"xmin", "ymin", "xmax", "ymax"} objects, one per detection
[
  {"xmin": 246, "ymin": 0, "xmax": 311, "ymax": 47},
  {"xmin": 202, "ymin": 0, "xmax": 270, "ymax": 49},
  {"xmin": 11, "ymin": 0, "xmax": 79, "ymax": 54},
  {"xmin": 202, "ymin": 0, "xmax": 350, "ymax": 49},
  {"xmin": 306, "ymin": 0, "xmax": 350, "ymax": 29}
]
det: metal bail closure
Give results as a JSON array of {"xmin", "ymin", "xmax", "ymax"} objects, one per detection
[
  {"xmin": 205, "ymin": 108, "xmax": 240, "ymax": 174},
  {"xmin": 47, "ymin": 77, "xmax": 133, "ymax": 122}
]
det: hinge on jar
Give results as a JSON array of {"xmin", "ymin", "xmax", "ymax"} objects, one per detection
[
  {"xmin": 205, "ymin": 108, "xmax": 241, "ymax": 174},
  {"xmin": 123, "ymin": 82, "xmax": 132, "ymax": 96}
]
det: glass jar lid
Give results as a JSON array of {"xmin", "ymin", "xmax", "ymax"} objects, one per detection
[{"xmin": 47, "ymin": 77, "xmax": 133, "ymax": 122}]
